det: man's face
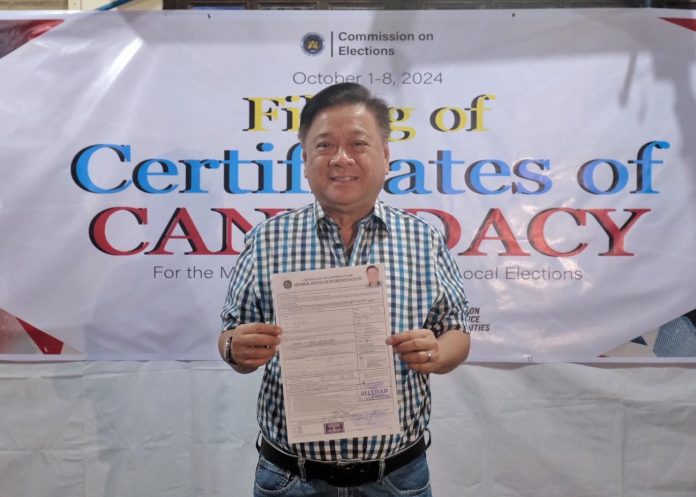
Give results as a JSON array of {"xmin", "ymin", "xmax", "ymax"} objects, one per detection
[
  {"xmin": 302, "ymin": 104, "xmax": 389, "ymax": 219},
  {"xmin": 366, "ymin": 267, "xmax": 380, "ymax": 286}
]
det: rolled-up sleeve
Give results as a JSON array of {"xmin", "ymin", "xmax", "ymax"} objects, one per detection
[
  {"xmin": 220, "ymin": 234, "xmax": 261, "ymax": 331},
  {"xmin": 425, "ymin": 240, "xmax": 470, "ymax": 337}
]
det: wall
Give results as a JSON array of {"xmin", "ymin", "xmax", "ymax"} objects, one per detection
[{"xmin": 2, "ymin": 361, "xmax": 695, "ymax": 496}]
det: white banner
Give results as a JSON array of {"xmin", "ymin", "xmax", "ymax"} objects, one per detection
[{"xmin": 1, "ymin": 9, "xmax": 695, "ymax": 362}]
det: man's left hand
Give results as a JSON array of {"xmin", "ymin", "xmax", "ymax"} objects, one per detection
[
  {"xmin": 386, "ymin": 329, "xmax": 439, "ymax": 373},
  {"xmin": 386, "ymin": 328, "xmax": 470, "ymax": 374}
]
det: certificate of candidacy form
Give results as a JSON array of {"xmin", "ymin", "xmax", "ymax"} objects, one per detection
[{"xmin": 271, "ymin": 264, "xmax": 400, "ymax": 444}]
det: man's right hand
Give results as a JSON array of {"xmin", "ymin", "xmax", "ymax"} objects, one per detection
[{"xmin": 219, "ymin": 324, "xmax": 282, "ymax": 373}]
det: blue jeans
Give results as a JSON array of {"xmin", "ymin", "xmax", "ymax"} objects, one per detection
[{"xmin": 253, "ymin": 452, "xmax": 432, "ymax": 497}]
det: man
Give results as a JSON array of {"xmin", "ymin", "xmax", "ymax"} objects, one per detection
[
  {"xmin": 366, "ymin": 264, "xmax": 381, "ymax": 288},
  {"xmin": 219, "ymin": 83, "xmax": 470, "ymax": 497}
]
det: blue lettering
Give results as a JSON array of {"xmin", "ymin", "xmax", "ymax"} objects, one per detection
[
  {"xmin": 133, "ymin": 159, "xmax": 178, "ymax": 194},
  {"xmin": 279, "ymin": 143, "xmax": 310, "ymax": 194},
  {"xmin": 466, "ymin": 160, "xmax": 510, "ymax": 195},
  {"xmin": 384, "ymin": 159, "xmax": 431, "ymax": 195},
  {"xmin": 512, "ymin": 159, "xmax": 552, "ymax": 195},
  {"xmin": 629, "ymin": 140, "xmax": 670, "ymax": 194},
  {"xmin": 433, "ymin": 149, "xmax": 466, "ymax": 194},
  {"xmin": 70, "ymin": 144, "xmax": 131, "ymax": 194},
  {"xmin": 578, "ymin": 159, "xmax": 628, "ymax": 195},
  {"xmin": 180, "ymin": 159, "xmax": 221, "ymax": 193}
]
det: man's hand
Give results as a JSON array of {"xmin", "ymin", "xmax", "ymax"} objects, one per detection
[
  {"xmin": 386, "ymin": 329, "xmax": 438, "ymax": 373},
  {"xmin": 386, "ymin": 329, "xmax": 470, "ymax": 374},
  {"xmin": 219, "ymin": 323, "xmax": 282, "ymax": 374}
]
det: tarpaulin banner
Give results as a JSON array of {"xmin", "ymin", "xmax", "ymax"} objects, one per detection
[{"xmin": 1, "ymin": 9, "xmax": 695, "ymax": 362}]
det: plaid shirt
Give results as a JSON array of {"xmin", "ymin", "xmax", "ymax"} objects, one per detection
[{"xmin": 221, "ymin": 200, "xmax": 470, "ymax": 461}]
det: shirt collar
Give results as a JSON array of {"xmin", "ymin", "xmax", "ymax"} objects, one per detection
[{"xmin": 312, "ymin": 200, "xmax": 390, "ymax": 233}]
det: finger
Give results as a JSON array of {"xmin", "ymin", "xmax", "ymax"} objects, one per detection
[
  {"xmin": 234, "ymin": 326, "xmax": 282, "ymax": 350},
  {"xmin": 400, "ymin": 350, "xmax": 432, "ymax": 364},
  {"xmin": 236, "ymin": 323, "xmax": 282, "ymax": 337},
  {"xmin": 386, "ymin": 330, "xmax": 425, "ymax": 346},
  {"xmin": 392, "ymin": 337, "xmax": 434, "ymax": 354},
  {"xmin": 235, "ymin": 344, "xmax": 277, "ymax": 365},
  {"xmin": 238, "ymin": 345, "xmax": 277, "ymax": 360},
  {"xmin": 238, "ymin": 333, "xmax": 282, "ymax": 348},
  {"xmin": 232, "ymin": 327, "xmax": 280, "ymax": 364},
  {"xmin": 404, "ymin": 350, "xmax": 437, "ymax": 373}
]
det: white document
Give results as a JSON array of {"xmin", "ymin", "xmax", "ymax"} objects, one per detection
[{"xmin": 271, "ymin": 264, "xmax": 400, "ymax": 444}]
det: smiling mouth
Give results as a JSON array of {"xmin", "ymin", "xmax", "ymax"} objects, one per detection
[{"xmin": 331, "ymin": 176, "xmax": 359, "ymax": 183}]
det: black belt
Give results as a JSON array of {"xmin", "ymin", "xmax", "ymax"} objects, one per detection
[{"xmin": 258, "ymin": 435, "xmax": 428, "ymax": 487}]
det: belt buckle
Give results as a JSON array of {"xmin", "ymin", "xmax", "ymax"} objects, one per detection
[
  {"xmin": 332, "ymin": 459, "xmax": 363, "ymax": 486},
  {"xmin": 335, "ymin": 459, "xmax": 357, "ymax": 471}
]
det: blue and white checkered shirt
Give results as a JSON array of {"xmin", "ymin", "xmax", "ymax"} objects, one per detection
[{"xmin": 221, "ymin": 200, "xmax": 470, "ymax": 461}]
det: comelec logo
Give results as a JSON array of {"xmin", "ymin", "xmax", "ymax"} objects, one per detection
[{"xmin": 301, "ymin": 32, "xmax": 324, "ymax": 56}]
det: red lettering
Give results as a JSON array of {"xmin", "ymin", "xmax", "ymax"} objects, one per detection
[
  {"xmin": 147, "ymin": 208, "xmax": 215, "ymax": 255},
  {"xmin": 587, "ymin": 208, "xmax": 650, "ymax": 256},
  {"xmin": 406, "ymin": 208, "xmax": 461, "ymax": 249},
  {"xmin": 528, "ymin": 208, "xmax": 588, "ymax": 257},
  {"xmin": 460, "ymin": 208, "xmax": 531, "ymax": 256},
  {"xmin": 89, "ymin": 207, "xmax": 148, "ymax": 255},
  {"xmin": 212, "ymin": 208, "xmax": 254, "ymax": 255},
  {"xmin": 213, "ymin": 207, "xmax": 291, "ymax": 255},
  {"xmin": 86, "ymin": 205, "xmax": 649, "ymax": 258}
]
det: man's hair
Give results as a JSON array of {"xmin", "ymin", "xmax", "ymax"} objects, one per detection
[{"xmin": 298, "ymin": 83, "xmax": 391, "ymax": 143}]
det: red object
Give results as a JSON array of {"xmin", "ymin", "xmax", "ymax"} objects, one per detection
[
  {"xmin": 0, "ymin": 20, "xmax": 63, "ymax": 59},
  {"xmin": 662, "ymin": 17, "xmax": 696, "ymax": 32},
  {"xmin": 17, "ymin": 317, "xmax": 64, "ymax": 354}
]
